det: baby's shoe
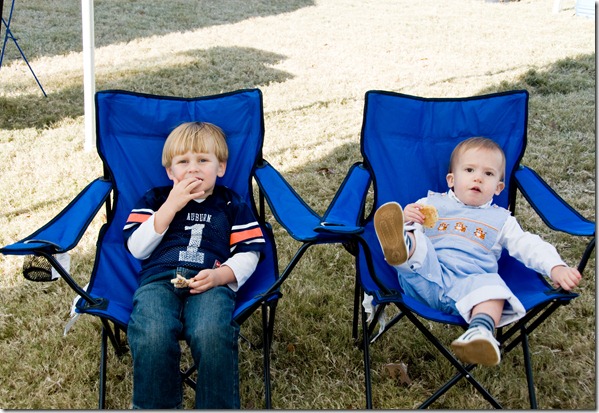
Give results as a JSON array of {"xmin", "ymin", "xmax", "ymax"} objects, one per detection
[
  {"xmin": 374, "ymin": 202, "xmax": 410, "ymax": 266},
  {"xmin": 451, "ymin": 326, "xmax": 501, "ymax": 366}
]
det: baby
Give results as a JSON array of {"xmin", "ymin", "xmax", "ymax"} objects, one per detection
[{"xmin": 374, "ymin": 137, "xmax": 581, "ymax": 366}]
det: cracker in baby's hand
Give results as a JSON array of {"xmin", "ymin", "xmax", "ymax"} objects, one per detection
[
  {"xmin": 171, "ymin": 274, "xmax": 191, "ymax": 288},
  {"xmin": 420, "ymin": 205, "xmax": 439, "ymax": 228}
]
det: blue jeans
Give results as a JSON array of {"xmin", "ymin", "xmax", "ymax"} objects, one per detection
[{"xmin": 128, "ymin": 269, "xmax": 239, "ymax": 409}]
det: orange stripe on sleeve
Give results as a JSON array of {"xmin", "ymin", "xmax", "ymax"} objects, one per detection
[
  {"xmin": 230, "ymin": 227, "xmax": 263, "ymax": 245},
  {"xmin": 127, "ymin": 213, "xmax": 151, "ymax": 224}
]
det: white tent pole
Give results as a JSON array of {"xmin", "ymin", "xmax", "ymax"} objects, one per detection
[
  {"xmin": 82, "ymin": 0, "xmax": 95, "ymax": 151},
  {"xmin": 552, "ymin": 0, "xmax": 562, "ymax": 13}
]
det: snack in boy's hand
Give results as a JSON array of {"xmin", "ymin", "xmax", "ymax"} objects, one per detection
[
  {"xmin": 171, "ymin": 274, "xmax": 190, "ymax": 288},
  {"xmin": 420, "ymin": 205, "xmax": 439, "ymax": 228}
]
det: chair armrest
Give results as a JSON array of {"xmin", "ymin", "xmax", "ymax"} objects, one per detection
[
  {"xmin": 514, "ymin": 165, "xmax": 595, "ymax": 237},
  {"xmin": 1, "ymin": 178, "xmax": 113, "ymax": 255},
  {"xmin": 254, "ymin": 161, "xmax": 323, "ymax": 241},
  {"xmin": 316, "ymin": 162, "xmax": 371, "ymax": 235}
]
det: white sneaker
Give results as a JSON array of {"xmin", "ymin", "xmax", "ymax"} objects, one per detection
[
  {"xmin": 374, "ymin": 202, "xmax": 409, "ymax": 266},
  {"xmin": 451, "ymin": 326, "xmax": 501, "ymax": 366}
]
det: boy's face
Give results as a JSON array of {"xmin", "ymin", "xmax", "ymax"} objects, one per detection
[
  {"xmin": 166, "ymin": 150, "xmax": 226, "ymax": 198},
  {"xmin": 446, "ymin": 147, "xmax": 505, "ymax": 207}
]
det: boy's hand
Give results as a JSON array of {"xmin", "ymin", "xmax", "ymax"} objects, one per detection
[
  {"xmin": 550, "ymin": 265, "xmax": 582, "ymax": 291},
  {"xmin": 153, "ymin": 177, "xmax": 204, "ymax": 234},
  {"xmin": 165, "ymin": 177, "xmax": 205, "ymax": 212},
  {"xmin": 189, "ymin": 266, "xmax": 235, "ymax": 294},
  {"xmin": 404, "ymin": 203, "xmax": 425, "ymax": 225}
]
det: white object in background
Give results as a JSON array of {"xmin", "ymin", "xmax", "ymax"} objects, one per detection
[
  {"xmin": 82, "ymin": 0, "xmax": 96, "ymax": 152},
  {"xmin": 575, "ymin": 0, "xmax": 595, "ymax": 18},
  {"xmin": 553, "ymin": 0, "xmax": 562, "ymax": 13},
  {"xmin": 64, "ymin": 283, "xmax": 89, "ymax": 336},
  {"xmin": 362, "ymin": 293, "xmax": 389, "ymax": 342},
  {"xmin": 51, "ymin": 252, "xmax": 71, "ymax": 280}
]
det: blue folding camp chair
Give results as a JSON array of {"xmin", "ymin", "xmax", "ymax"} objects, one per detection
[
  {"xmin": 0, "ymin": 88, "xmax": 285, "ymax": 408},
  {"xmin": 313, "ymin": 89, "xmax": 595, "ymax": 408}
]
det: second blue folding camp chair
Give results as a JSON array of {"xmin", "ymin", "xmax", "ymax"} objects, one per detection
[
  {"xmin": 0, "ymin": 88, "xmax": 285, "ymax": 408},
  {"xmin": 316, "ymin": 89, "xmax": 595, "ymax": 408}
]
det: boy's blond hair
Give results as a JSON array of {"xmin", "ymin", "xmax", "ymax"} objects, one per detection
[
  {"xmin": 449, "ymin": 137, "xmax": 506, "ymax": 181},
  {"xmin": 162, "ymin": 122, "xmax": 228, "ymax": 168}
]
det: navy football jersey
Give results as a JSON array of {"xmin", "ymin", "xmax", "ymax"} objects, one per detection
[{"xmin": 124, "ymin": 185, "xmax": 264, "ymax": 281}]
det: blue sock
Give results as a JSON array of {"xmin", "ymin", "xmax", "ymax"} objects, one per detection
[{"xmin": 469, "ymin": 313, "xmax": 495, "ymax": 333}]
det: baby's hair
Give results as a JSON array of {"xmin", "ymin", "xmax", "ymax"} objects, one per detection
[
  {"xmin": 162, "ymin": 122, "xmax": 228, "ymax": 168},
  {"xmin": 449, "ymin": 137, "xmax": 506, "ymax": 181}
]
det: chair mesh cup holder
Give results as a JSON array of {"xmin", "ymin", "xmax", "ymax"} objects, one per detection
[{"xmin": 22, "ymin": 255, "xmax": 57, "ymax": 282}]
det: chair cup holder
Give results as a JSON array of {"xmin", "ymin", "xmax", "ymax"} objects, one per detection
[{"xmin": 22, "ymin": 255, "xmax": 56, "ymax": 282}]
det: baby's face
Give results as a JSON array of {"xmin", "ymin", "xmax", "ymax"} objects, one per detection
[{"xmin": 446, "ymin": 147, "xmax": 505, "ymax": 206}]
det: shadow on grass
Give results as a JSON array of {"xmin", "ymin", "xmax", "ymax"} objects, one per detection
[
  {"xmin": 273, "ymin": 52, "xmax": 595, "ymax": 173},
  {"xmin": 0, "ymin": 46, "xmax": 292, "ymax": 130},
  {"xmin": 0, "ymin": 196, "xmax": 74, "ymax": 219},
  {"xmin": 479, "ymin": 53, "xmax": 595, "ymax": 97},
  {"xmin": 1, "ymin": 0, "xmax": 315, "ymax": 63}
]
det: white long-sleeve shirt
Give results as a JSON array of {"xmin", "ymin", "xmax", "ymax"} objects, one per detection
[
  {"xmin": 127, "ymin": 208, "xmax": 260, "ymax": 292},
  {"xmin": 413, "ymin": 190, "xmax": 566, "ymax": 279}
]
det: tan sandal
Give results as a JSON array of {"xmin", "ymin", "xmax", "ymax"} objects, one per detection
[{"xmin": 374, "ymin": 202, "xmax": 408, "ymax": 266}]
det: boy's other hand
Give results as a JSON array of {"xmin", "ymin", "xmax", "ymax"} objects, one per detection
[{"xmin": 189, "ymin": 266, "xmax": 235, "ymax": 294}]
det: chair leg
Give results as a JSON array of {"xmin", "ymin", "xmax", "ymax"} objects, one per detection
[
  {"xmin": 352, "ymin": 280, "xmax": 361, "ymax": 342},
  {"xmin": 419, "ymin": 363, "xmax": 476, "ymax": 408},
  {"xmin": 577, "ymin": 237, "xmax": 595, "ymax": 274},
  {"xmin": 361, "ymin": 303, "xmax": 373, "ymax": 409},
  {"xmin": 521, "ymin": 327, "xmax": 538, "ymax": 409},
  {"xmin": 262, "ymin": 301, "xmax": 276, "ymax": 409},
  {"xmin": 369, "ymin": 306, "xmax": 405, "ymax": 345},
  {"xmin": 98, "ymin": 326, "xmax": 108, "ymax": 409},
  {"xmin": 402, "ymin": 310, "xmax": 502, "ymax": 408},
  {"xmin": 181, "ymin": 364, "xmax": 197, "ymax": 388}
]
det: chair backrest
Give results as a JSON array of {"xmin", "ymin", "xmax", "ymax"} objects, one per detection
[
  {"xmin": 79, "ymin": 89, "xmax": 278, "ymax": 326},
  {"xmin": 361, "ymin": 90, "xmax": 529, "ymax": 210},
  {"xmin": 357, "ymin": 90, "xmax": 531, "ymax": 322}
]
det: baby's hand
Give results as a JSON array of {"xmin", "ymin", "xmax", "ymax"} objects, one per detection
[
  {"xmin": 403, "ymin": 203, "xmax": 425, "ymax": 225},
  {"xmin": 550, "ymin": 265, "xmax": 582, "ymax": 291}
]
